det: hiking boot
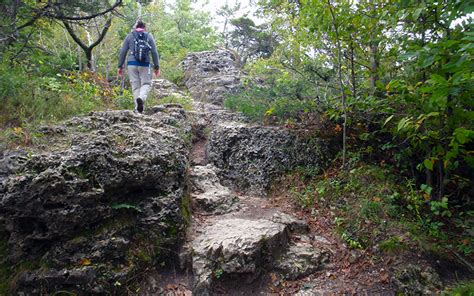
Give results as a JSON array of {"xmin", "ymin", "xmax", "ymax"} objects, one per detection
[{"xmin": 136, "ymin": 98, "xmax": 144, "ymax": 113}]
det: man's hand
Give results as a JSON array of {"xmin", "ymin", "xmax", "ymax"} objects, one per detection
[
  {"xmin": 118, "ymin": 68, "xmax": 123, "ymax": 77},
  {"xmin": 154, "ymin": 68, "xmax": 161, "ymax": 77}
]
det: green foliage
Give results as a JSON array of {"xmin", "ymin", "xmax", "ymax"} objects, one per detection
[
  {"xmin": 442, "ymin": 280, "xmax": 474, "ymax": 296},
  {"xmin": 289, "ymin": 164, "xmax": 406, "ymax": 249},
  {"xmin": 224, "ymin": 60, "xmax": 323, "ymax": 123},
  {"xmin": 381, "ymin": 1, "xmax": 473, "ymax": 202},
  {"xmin": 0, "ymin": 54, "xmax": 107, "ymax": 125},
  {"xmin": 154, "ymin": 95, "xmax": 193, "ymax": 111},
  {"xmin": 144, "ymin": 0, "xmax": 218, "ymax": 65},
  {"xmin": 288, "ymin": 159, "xmax": 473, "ymax": 258},
  {"xmin": 378, "ymin": 236, "xmax": 407, "ymax": 253},
  {"xmin": 0, "ymin": 0, "xmax": 219, "ymax": 143},
  {"xmin": 228, "ymin": 17, "xmax": 276, "ymax": 64},
  {"xmin": 180, "ymin": 192, "xmax": 192, "ymax": 225},
  {"xmin": 214, "ymin": 268, "xmax": 224, "ymax": 279}
]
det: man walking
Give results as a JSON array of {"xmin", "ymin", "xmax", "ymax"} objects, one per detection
[{"xmin": 118, "ymin": 21, "xmax": 160, "ymax": 113}]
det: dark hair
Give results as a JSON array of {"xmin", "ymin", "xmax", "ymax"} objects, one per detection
[{"xmin": 135, "ymin": 21, "xmax": 146, "ymax": 29}]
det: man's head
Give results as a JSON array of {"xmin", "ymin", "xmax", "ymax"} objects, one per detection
[{"xmin": 135, "ymin": 20, "xmax": 146, "ymax": 29}]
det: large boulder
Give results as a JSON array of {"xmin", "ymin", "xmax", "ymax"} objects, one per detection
[
  {"xmin": 0, "ymin": 106, "xmax": 191, "ymax": 294},
  {"xmin": 192, "ymin": 218, "xmax": 289, "ymax": 294},
  {"xmin": 181, "ymin": 49, "xmax": 243, "ymax": 105},
  {"xmin": 206, "ymin": 123, "xmax": 332, "ymax": 195}
]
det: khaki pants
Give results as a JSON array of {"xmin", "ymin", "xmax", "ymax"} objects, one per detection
[{"xmin": 128, "ymin": 65, "xmax": 152, "ymax": 111}]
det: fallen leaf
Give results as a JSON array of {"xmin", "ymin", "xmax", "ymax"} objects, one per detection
[
  {"xmin": 79, "ymin": 258, "xmax": 91, "ymax": 266},
  {"xmin": 270, "ymin": 273, "xmax": 278, "ymax": 282},
  {"xmin": 380, "ymin": 273, "xmax": 389, "ymax": 283}
]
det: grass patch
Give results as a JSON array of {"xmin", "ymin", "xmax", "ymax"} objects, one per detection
[
  {"xmin": 151, "ymin": 94, "xmax": 194, "ymax": 111},
  {"xmin": 442, "ymin": 280, "xmax": 474, "ymax": 295},
  {"xmin": 287, "ymin": 163, "xmax": 426, "ymax": 250},
  {"xmin": 285, "ymin": 160, "xmax": 473, "ymax": 264}
]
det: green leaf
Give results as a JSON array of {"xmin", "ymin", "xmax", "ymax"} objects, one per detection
[
  {"xmin": 421, "ymin": 184, "xmax": 433, "ymax": 195},
  {"xmin": 430, "ymin": 89, "xmax": 448, "ymax": 109},
  {"xmin": 397, "ymin": 117, "xmax": 412, "ymax": 132},
  {"xmin": 421, "ymin": 55, "xmax": 435, "ymax": 68},
  {"xmin": 359, "ymin": 133, "xmax": 370, "ymax": 141},
  {"xmin": 454, "ymin": 128, "xmax": 474, "ymax": 144},
  {"xmin": 465, "ymin": 155, "xmax": 474, "ymax": 168},
  {"xmin": 424, "ymin": 159, "xmax": 434, "ymax": 171},
  {"xmin": 383, "ymin": 115, "xmax": 395, "ymax": 127},
  {"xmin": 429, "ymin": 74, "xmax": 448, "ymax": 86}
]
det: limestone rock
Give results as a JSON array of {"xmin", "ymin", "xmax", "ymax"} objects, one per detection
[
  {"xmin": 18, "ymin": 267, "xmax": 100, "ymax": 295},
  {"xmin": 275, "ymin": 239, "xmax": 327, "ymax": 280},
  {"xmin": 152, "ymin": 78, "xmax": 187, "ymax": 99},
  {"xmin": 187, "ymin": 102, "xmax": 248, "ymax": 130},
  {"xmin": 189, "ymin": 164, "xmax": 239, "ymax": 215},
  {"xmin": 181, "ymin": 49, "xmax": 243, "ymax": 105},
  {"xmin": 192, "ymin": 218, "xmax": 288, "ymax": 294},
  {"xmin": 207, "ymin": 123, "xmax": 331, "ymax": 195},
  {"xmin": 0, "ymin": 149, "xmax": 28, "ymax": 184},
  {"xmin": 272, "ymin": 212, "xmax": 309, "ymax": 233},
  {"xmin": 0, "ymin": 107, "xmax": 191, "ymax": 294},
  {"xmin": 392, "ymin": 264, "xmax": 442, "ymax": 295}
]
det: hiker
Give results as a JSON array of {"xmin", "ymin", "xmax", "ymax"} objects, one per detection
[{"xmin": 118, "ymin": 20, "xmax": 160, "ymax": 113}]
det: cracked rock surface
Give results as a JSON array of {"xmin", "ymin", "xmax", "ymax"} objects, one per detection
[
  {"xmin": 189, "ymin": 164, "xmax": 239, "ymax": 215},
  {"xmin": 0, "ymin": 107, "xmax": 191, "ymax": 294},
  {"xmin": 192, "ymin": 218, "xmax": 288, "ymax": 294},
  {"xmin": 207, "ymin": 123, "xmax": 331, "ymax": 195},
  {"xmin": 181, "ymin": 49, "xmax": 243, "ymax": 105}
]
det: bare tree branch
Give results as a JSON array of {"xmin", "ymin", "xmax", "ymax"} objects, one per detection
[
  {"xmin": 49, "ymin": 0, "xmax": 122, "ymax": 21},
  {"xmin": 63, "ymin": 17, "xmax": 112, "ymax": 70}
]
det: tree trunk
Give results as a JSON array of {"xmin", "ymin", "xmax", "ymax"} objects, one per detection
[
  {"xmin": 349, "ymin": 35, "xmax": 357, "ymax": 98},
  {"xmin": 85, "ymin": 49, "xmax": 93, "ymax": 71},
  {"xmin": 369, "ymin": 41, "xmax": 379, "ymax": 93},
  {"xmin": 327, "ymin": 0, "xmax": 347, "ymax": 168},
  {"xmin": 368, "ymin": 0, "xmax": 379, "ymax": 94},
  {"xmin": 78, "ymin": 44, "xmax": 83, "ymax": 71},
  {"xmin": 63, "ymin": 17, "xmax": 112, "ymax": 72}
]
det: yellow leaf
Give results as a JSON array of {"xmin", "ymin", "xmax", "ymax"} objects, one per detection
[
  {"xmin": 265, "ymin": 107, "xmax": 274, "ymax": 116},
  {"xmin": 423, "ymin": 193, "xmax": 430, "ymax": 201},
  {"xmin": 13, "ymin": 127, "xmax": 23, "ymax": 134},
  {"xmin": 79, "ymin": 258, "xmax": 91, "ymax": 266}
]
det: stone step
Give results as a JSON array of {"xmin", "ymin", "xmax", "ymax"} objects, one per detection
[
  {"xmin": 191, "ymin": 218, "xmax": 289, "ymax": 294},
  {"xmin": 189, "ymin": 165, "xmax": 239, "ymax": 215}
]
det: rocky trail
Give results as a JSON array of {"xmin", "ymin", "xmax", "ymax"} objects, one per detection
[
  {"xmin": 140, "ymin": 50, "xmax": 394, "ymax": 295},
  {"xmin": 0, "ymin": 50, "xmax": 451, "ymax": 295}
]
